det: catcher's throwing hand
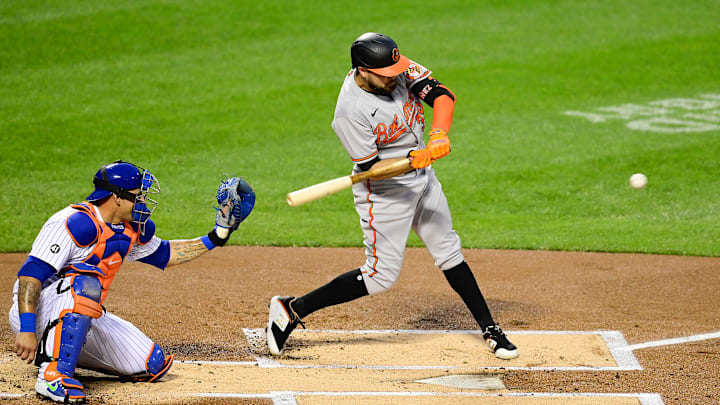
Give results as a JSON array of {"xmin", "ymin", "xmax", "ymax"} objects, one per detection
[
  {"xmin": 213, "ymin": 177, "xmax": 255, "ymax": 243},
  {"xmin": 409, "ymin": 148, "xmax": 435, "ymax": 169},
  {"xmin": 15, "ymin": 332, "xmax": 37, "ymax": 364},
  {"xmin": 428, "ymin": 128, "xmax": 451, "ymax": 160}
]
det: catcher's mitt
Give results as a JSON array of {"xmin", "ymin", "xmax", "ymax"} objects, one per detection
[{"xmin": 214, "ymin": 177, "xmax": 255, "ymax": 237}]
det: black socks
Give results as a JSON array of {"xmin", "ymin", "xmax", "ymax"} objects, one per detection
[
  {"xmin": 291, "ymin": 262, "xmax": 495, "ymax": 329},
  {"xmin": 291, "ymin": 268, "xmax": 369, "ymax": 319},
  {"xmin": 443, "ymin": 261, "xmax": 495, "ymax": 328}
]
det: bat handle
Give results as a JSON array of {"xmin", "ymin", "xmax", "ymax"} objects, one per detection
[{"xmin": 350, "ymin": 158, "xmax": 412, "ymax": 184}]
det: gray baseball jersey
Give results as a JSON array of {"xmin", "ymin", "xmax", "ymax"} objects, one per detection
[{"xmin": 331, "ymin": 60, "xmax": 465, "ymax": 295}]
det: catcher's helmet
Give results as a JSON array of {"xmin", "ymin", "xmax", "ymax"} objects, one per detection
[
  {"xmin": 86, "ymin": 160, "xmax": 160, "ymax": 232},
  {"xmin": 351, "ymin": 32, "xmax": 410, "ymax": 77}
]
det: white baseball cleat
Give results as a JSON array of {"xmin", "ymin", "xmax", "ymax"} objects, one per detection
[
  {"xmin": 483, "ymin": 324, "xmax": 519, "ymax": 360},
  {"xmin": 266, "ymin": 296, "xmax": 304, "ymax": 356}
]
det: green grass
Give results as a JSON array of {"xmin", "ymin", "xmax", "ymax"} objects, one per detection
[{"xmin": 1, "ymin": 0, "xmax": 719, "ymax": 255}]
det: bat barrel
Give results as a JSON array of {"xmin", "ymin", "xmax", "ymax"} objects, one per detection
[
  {"xmin": 286, "ymin": 158, "xmax": 411, "ymax": 207},
  {"xmin": 286, "ymin": 176, "xmax": 353, "ymax": 207}
]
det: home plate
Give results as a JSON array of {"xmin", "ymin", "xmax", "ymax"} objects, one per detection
[{"xmin": 416, "ymin": 374, "xmax": 505, "ymax": 390}]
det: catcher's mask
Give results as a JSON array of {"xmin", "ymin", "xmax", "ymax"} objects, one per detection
[{"xmin": 86, "ymin": 160, "xmax": 160, "ymax": 234}]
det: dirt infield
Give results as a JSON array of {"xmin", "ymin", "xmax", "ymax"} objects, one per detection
[{"xmin": 1, "ymin": 247, "xmax": 719, "ymax": 404}]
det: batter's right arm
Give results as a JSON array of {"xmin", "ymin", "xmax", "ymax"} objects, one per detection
[{"xmin": 15, "ymin": 276, "xmax": 41, "ymax": 364}]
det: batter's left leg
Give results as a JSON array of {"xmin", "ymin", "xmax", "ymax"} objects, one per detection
[
  {"xmin": 411, "ymin": 172, "xmax": 464, "ymax": 271},
  {"xmin": 413, "ymin": 171, "xmax": 518, "ymax": 360},
  {"xmin": 267, "ymin": 269, "xmax": 369, "ymax": 356},
  {"xmin": 443, "ymin": 262, "xmax": 518, "ymax": 359}
]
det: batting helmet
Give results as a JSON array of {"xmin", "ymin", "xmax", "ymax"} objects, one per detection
[
  {"xmin": 351, "ymin": 32, "xmax": 410, "ymax": 77},
  {"xmin": 86, "ymin": 160, "xmax": 160, "ymax": 232}
]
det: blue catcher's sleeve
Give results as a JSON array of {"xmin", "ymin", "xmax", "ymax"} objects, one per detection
[
  {"xmin": 138, "ymin": 239, "xmax": 171, "ymax": 269},
  {"xmin": 17, "ymin": 256, "xmax": 56, "ymax": 283}
]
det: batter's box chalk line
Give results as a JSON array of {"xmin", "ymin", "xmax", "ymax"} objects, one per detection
[
  {"xmin": 241, "ymin": 328, "xmax": 643, "ymax": 371},
  {"xmin": 194, "ymin": 391, "xmax": 666, "ymax": 405},
  {"xmin": 0, "ymin": 391, "xmax": 666, "ymax": 405}
]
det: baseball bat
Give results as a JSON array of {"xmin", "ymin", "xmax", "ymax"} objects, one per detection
[{"xmin": 287, "ymin": 158, "xmax": 412, "ymax": 207}]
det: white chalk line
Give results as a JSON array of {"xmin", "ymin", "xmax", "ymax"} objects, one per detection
[
  {"xmin": 194, "ymin": 391, "xmax": 665, "ymax": 405},
  {"xmin": 601, "ymin": 330, "xmax": 643, "ymax": 370},
  {"xmin": 0, "ymin": 391, "xmax": 664, "ymax": 403},
  {"xmin": 180, "ymin": 360, "xmax": 257, "ymax": 366},
  {"xmin": 0, "ymin": 391, "xmax": 666, "ymax": 405},
  {"xmin": 622, "ymin": 330, "xmax": 720, "ymax": 351},
  {"xmin": 18, "ymin": 328, "xmax": 718, "ymax": 405}
]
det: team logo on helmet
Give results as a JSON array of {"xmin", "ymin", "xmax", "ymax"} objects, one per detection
[{"xmin": 392, "ymin": 48, "xmax": 400, "ymax": 62}]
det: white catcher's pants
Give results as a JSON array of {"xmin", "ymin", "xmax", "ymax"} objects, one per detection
[{"xmin": 9, "ymin": 278, "xmax": 155, "ymax": 377}]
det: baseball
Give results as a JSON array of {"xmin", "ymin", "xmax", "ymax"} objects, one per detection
[{"xmin": 629, "ymin": 173, "xmax": 648, "ymax": 189}]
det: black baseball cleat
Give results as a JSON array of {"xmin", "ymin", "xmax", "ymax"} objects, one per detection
[
  {"xmin": 482, "ymin": 324, "xmax": 519, "ymax": 360},
  {"xmin": 266, "ymin": 296, "xmax": 305, "ymax": 356}
]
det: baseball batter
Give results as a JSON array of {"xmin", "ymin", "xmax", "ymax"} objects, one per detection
[
  {"xmin": 9, "ymin": 160, "xmax": 254, "ymax": 403},
  {"xmin": 267, "ymin": 33, "xmax": 518, "ymax": 360}
]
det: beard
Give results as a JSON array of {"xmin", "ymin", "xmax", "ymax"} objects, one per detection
[{"xmin": 369, "ymin": 80, "xmax": 396, "ymax": 96}]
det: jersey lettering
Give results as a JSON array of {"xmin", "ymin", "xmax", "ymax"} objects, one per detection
[
  {"xmin": 373, "ymin": 122, "xmax": 387, "ymax": 143},
  {"xmin": 374, "ymin": 114, "xmax": 407, "ymax": 145},
  {"xmin": 419, "ymin": 84, "xmax": 432, "ymax": 100},
  {"xmin": 402, "ymin": 91, "xmax": 425, "ymax": 132},
  {"xmin": 416, "ymin": 102, "xmax": 425, "ymax": 129}
]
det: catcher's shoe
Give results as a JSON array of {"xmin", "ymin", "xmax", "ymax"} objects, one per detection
[
  {"xmin": 35, "ymin": 375, "xmax": 86, "ymax": 403},
  {"xmin": 482, "ymin": 324, "xmax": 519, "ymax": 360},
  {"xmin": 267, "ymin": 296, "xmax": 305, "ymax": 356}
]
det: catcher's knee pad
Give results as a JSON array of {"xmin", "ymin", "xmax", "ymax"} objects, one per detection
[
  {"xmin": 69, "ymin": 273, "xmax": 103, "ymax": 318},
  {"xmin": 131, "ymin": 343, "xmax": 174, "ymax": 382}
]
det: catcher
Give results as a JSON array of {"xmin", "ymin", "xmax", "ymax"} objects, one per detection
[{"xmin": 8, "ymin": 160, "xmax": 254, "ymax": 403}]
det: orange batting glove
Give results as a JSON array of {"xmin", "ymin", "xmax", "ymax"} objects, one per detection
[
  {"xmin": 428, "ymin": 128, "xmax": 451, "ymax": 160},
  {"xmin": 409, "ymin": 148, "xmax": 434, "ymax": 169}
]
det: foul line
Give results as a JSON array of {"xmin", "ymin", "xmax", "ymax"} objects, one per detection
[{"xmin": 622, "ymin": 330, "xmax": 720, "ymax": 352}]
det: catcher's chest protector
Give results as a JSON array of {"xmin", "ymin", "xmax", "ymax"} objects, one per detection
[{"xmin": 70, "ymin": 203, "xmax": 139, "ymax": 303}]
